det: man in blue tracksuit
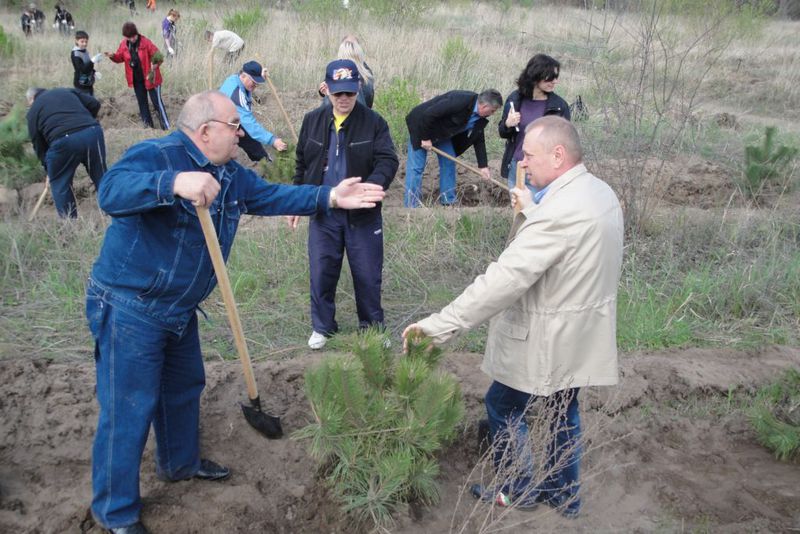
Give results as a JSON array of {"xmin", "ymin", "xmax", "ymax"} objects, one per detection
[
  {"xmin": 288, "ymin": 59, "xmax": 398, "ymax": 350},
  {"xmin": 85, "ymin": 90, "xmax": 385, "ymax": 534},
  {"xmin": 219, "ymin": 60, "xmax": 287, "ymax": 162}
]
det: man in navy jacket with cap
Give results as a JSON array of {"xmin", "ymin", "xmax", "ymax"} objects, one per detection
[{"xmin": 288, "ymin": 59, "xmax": 398, "ymax": 350}]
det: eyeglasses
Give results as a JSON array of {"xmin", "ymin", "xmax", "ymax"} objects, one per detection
[
  {"xmin": 543, "ymin": 73, "xmax": 559, "ymax": 82},
  {"xmin": 207, "ymin": 119, "xmax": 242, "ymax": 131},
  {"xmin": 331, "ymin": 92, "xmax": 357, "ymax": 98}
]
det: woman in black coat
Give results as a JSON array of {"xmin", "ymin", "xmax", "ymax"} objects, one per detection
[{"xmin": 499, "ymin": 54, "xmax": 570, "ymax": 191}]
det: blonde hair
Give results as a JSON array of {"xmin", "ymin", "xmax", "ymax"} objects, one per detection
[{"xmin": 337, "ymin": 35, "xmax": 372, "ymax": 85}]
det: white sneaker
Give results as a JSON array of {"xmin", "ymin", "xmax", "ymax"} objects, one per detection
[{"xmin": 308, "ymin": 331, "xmax": 327, "ymax": 350}]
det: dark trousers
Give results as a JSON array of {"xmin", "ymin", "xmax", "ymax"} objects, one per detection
[
  {"xmin": 132, "ymin": 82, "xmax": 170, "ymax": 130},
  {"xmin": 44, "ymin": 125, "xmax": 107, "ymax": 218},
  {"xmin": 238, "ymin": 128, "xmax": 269, "ymax": 162},
  {"xmin": 485, "ymin": 382, "xmax": 582, "ymax": 514},
  {"xmin": 74, "ymin": 85, "xmax": 94, "ymax": 96},
  {"xmin": 308, "ymin": 210, "xmax": 384, "ymax": 335}
]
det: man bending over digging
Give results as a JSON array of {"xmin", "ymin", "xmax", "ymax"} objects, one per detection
[
  {"xmin": 85, "ymin": 91, "xmax": 385, "ymax": 534},
  {"xmin": 403, "ymin": 116, "xmax": 623, "ymax": 518}
]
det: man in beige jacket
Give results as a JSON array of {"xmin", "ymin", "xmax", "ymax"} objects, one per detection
[{"xmin": 403, "ymin": 116, "xmax": 623, "ymax": 517}]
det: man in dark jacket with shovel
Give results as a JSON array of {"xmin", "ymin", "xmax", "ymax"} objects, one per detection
[
  {"xmin": 404, "ymin": 89, "xmax": 502, "ymax": 207},
  {"xmin": 85, "ymin": 90, "xmax": 385, "ymax": 534},
  {"xmin": 26, "ymin": 86, "xmax": 107, "ymax": 218}
]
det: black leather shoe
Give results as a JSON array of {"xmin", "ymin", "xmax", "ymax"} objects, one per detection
[
  {"xmin": 108, "ymin": 521, "xmax": 150, "ymax": 534},
  {"xmin": 193, "ymin": 458, "xmax": 231, "ymax": 481}
]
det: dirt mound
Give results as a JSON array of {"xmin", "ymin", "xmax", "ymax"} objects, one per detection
[{"xmin": 1, "ymin": 346, "xmax": 799, "ymax": 532}]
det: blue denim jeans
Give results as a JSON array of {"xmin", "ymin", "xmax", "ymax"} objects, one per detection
[
  {"xmin": 308, "ymin": 210, "xmax": 384, "ymax": 335},
  {"xmin": 87, "ymin": 285, "xmax": 205, "ymax": 528},
  {"xmin": 404, "ymin": 139, "xmax": 456, "ymax": 207},
  {"xmin": 44, "ymin": 125, "xmax": 106, "ymax": 218},
  {"xmin": 485, "ymin": 381, "xmax": 581, "ymax": 512}
]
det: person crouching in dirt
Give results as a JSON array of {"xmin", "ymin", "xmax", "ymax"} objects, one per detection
[
  {"xmin": 26, "ymin": 87, "xmax": 107, "ymax": 218},
  {"xmin": 403, "ymin": 89, "xmax": 502, "ymax": 207},
  {"xmin": 84, "ymin": 90, "xmax": 385, "ymax": 534},
  {"xmin": 105, "ymin": 22, "xmax": 170, "ymax": 130},
  {"xmin": 403, "ymin": 116, "xmax": 623, "ymax": 519},
  {"xmin": 72, "ymin": 31, "xmax": 103, "ymax": 96},
  {"xmin": 287, "ymin": 59, "xmax": 398, "ymax": 350},
  {"xmin": 205, "ymin": 29, "xmax": 245, "ymax": 64},
  {"xmin": 219, "ymin": 60, "xmax": 287, "ymax": 162}
]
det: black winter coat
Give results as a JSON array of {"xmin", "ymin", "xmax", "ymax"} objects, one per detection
[
  {"xmin": 498, "ymin": 89, "xmax": 570, "ymax": 178},
  {"xmin": 405, "ymin": 90, "xmax": 491, "ymax": 168},
  {"xmin": 292, "ymin": 102, "xmax": 398, "ymax": 225}
]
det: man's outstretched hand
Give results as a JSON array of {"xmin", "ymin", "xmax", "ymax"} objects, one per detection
[{"xmin": 333, "ymin": 177, "xmax": 385, "ymax": 209}]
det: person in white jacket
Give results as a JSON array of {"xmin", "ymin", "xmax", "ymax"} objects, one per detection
[{"xmin": 403, "ymin": 116, "xmax": 624, "ymax": 518}]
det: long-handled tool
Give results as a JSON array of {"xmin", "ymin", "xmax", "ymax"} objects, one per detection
[
  {"xmin": 514, "ymin": 162, "xmax": 526, "ymax": 214},
  {"xmin": 264, "ymin": 72, "xmax": 299, "ymax": 144},
  {"xmin": 27, "ymin": 178, "xmax": 50, "ymax": 222},
  {"xmin": 429, "ymin": 146, "xmax": 509, "ymax": 192},
  {"xmin": 196, "ymin": 206, "xmax": 283, "ymax": 439}
]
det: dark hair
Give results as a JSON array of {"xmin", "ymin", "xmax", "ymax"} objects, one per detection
[
  {"xmin": 75, "ymin": 30, "xmax": 89, "ymax": 40},
  {"xmin": 478, "ymin": 89, "xmax": 503, "ymax": 109},
  {"xmin": 516, "ymin": 54, "xmax": 561, "ymax": 98},
  {"xmin": 121, "ymin": 21, "xmax": 138, "ymax": 38}
]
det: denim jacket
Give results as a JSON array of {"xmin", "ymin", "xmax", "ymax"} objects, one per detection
[{"xmin": 89, "ymin": 129, "xmax": 331, "ymax": 335}]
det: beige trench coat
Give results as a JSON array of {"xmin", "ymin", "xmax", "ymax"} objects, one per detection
[{"xmin": 417, "ymin": 164, "xmax": 624, "ymax": 396}]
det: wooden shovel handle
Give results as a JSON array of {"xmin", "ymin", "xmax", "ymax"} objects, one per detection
[
  {"xmin": 264, "ymin": 72, "xmax": 299, "ymax": 144},
  {"xmin": 27, "ymin": 178, "xmax": 50, "ymax": 222},
  {"xmin": 196, "ymin": 206, "xmax": 259, "ymax": 401},
  {"xmin": 429, "ymin": 146, "xmax": 509, "ymax": 191},
  {"xmin": 514, "ymin": 163, "xmax": 526, "ymax": 214}
]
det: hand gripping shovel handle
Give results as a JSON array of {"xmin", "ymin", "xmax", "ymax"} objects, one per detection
[{"xmin": 196, "ymin": 206, "xmax": 283, "ymax": 439}]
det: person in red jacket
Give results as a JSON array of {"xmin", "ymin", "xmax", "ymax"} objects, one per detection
[{"xmin": 105, "ymin": 21, "xmax": 170, "ymax": 130}]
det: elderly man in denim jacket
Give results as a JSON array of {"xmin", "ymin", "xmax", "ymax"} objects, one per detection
[{"xmin": 85, "ymin": 90, "xmax": 385, "ymax": 534}]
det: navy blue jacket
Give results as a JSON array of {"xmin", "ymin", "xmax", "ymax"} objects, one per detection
[
  {"xmin": 292, "ymin": 101, "xmax": 397, "ymax": 225},
  {"xmin": 27, "ymin": 88, "xmax": 100, "ymax": 165},
  {"xmin": 498, "ymin": 89, "xmax": 570, "ymax": 178},
  {"xmin": 405, "ymin": 90, "xmax": 491, "ymax": 167},
  {"xmin": 90, "ymin": 130, "xmax": 332, "ymax": 334}
]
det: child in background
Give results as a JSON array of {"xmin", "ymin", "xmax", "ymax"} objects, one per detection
[{"xmin": 71, "ymin": 30, "xmax": 103, "ymax": 96}]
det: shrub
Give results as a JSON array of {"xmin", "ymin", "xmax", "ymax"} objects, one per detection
[
  {"xmin": 0, "ymin": 106, "xmax": 45, "ymax": 192},
  {"xmin": 223, "ymin": 9, "xmax": 266, "ymax": 37},
  {"xmin": 0, "ymin": 25, "xmax": 16, "ymax": 57},
  {"xmin": 749, "ymin": 368, "xmax": 800, "ymax": 461},
  {"xmin": 740, "ymin": 126, "xmax": 798, "ymax": 201},
  {"xmin": 294, "ymin": 329, "xmax": 464, "ymax": 529},
  {"xmin": 259, "ymin": 145, "xmax": 296, "ymax": 184},
  {"xmin": 373, "ymin": 78, "xmax": 421, "ymax": 154}
]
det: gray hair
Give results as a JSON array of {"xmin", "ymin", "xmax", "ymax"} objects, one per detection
[
  {"xmin": 26, "ymin": 87, "xmax": 45, "ymax": 103},
  {"xmin": 477, "ymin": 89, "xmax": 503, "ymax": 109},
  {"xmin": 525, "ymin": 116, "xmax": 583, "ymax": 162},
  {"xmin": 176, "ymin": 90, "xmax": 225, "ymax": 132}
]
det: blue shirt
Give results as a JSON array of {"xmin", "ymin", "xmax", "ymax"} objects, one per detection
[
  {"xmin": 462, "ymin": 102, "xmax": 481, "ymax": 135},
  {"xmin": 90, "ymin": 129, "xmax": 332, "ymax": 334},
  {"xmin": 219, "ymin": 74, "xmax": 277, "ymax": 146}
]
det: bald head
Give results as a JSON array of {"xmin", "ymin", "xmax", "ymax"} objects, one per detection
[
  {"xmin": 520, "ymin": 116, "xmax": 583, "ymax": 189},
  {"xmin": 525, "ymin": 116, "xmax": 583, "ymax": 163},
  {"xmin": 177, "ymin": 91, "xmax": 243, "ymax": 165},
  {"xmin": 177, "ymin": 91, "xmax": 231, "ymax": 133}
]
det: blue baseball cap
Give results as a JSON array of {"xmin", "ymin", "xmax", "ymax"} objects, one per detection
[
  {"xmin": 325, "ymin": 59, "xmax": 360, "ymax": 94},
  {"xmin": 242, "ymin": 60, "xmax": 265, "ymax": 83}
]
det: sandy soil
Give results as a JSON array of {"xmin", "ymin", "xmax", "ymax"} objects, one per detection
[{"xmin": 1, "ymin": 346, "xmax": 799, "ymax": 533}]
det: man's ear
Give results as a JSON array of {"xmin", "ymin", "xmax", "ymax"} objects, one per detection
[{"xmin": 553, "ymin": 144, "xmax": 566, "ymax": 168}]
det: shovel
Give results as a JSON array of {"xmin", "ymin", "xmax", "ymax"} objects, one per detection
[
  {"xmin": 264, "ymin": 71, "xmax": 299, "ymax": 144},
  {"xmin": 429, "ymin": 146, "xmax": 509, "ymax": 191},
  {"xmin": 196, "ymin": 206, "xmax": 283, "ymax": 439},
  {"xmin": 27, "ymin": 177, "xmax": 50, "ymax": 222}
]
